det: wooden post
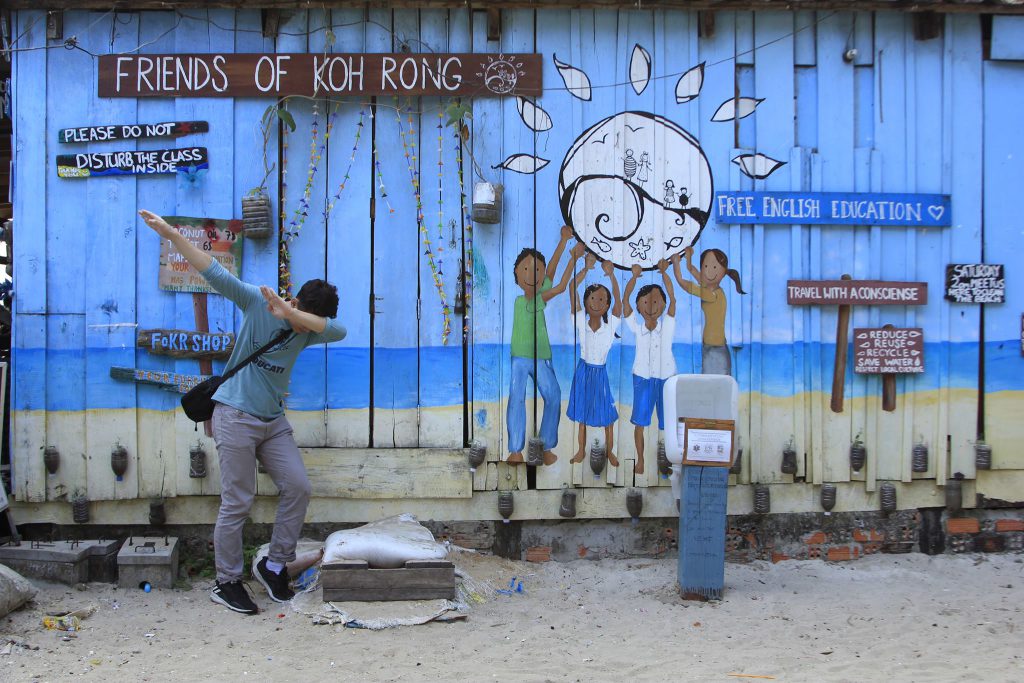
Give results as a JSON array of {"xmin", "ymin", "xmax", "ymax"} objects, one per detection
[
  {"xmin": 830, "ymin": 274, "xmax": 853, "ymax": 413},
  {"xmin": 192, "ymin": 293, "xmax": 214, "ymax": 437},
  {"xmin": 881, "ymin": 324, "xmax": 897, "ymax": 411}
]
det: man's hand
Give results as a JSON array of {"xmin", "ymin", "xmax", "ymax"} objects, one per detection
[
  {"xmin": 138, "ymin": 210, "xmax": 177, "ymax": 239},
  {"xmin": 260, "ymin": 286, "xmax": 317, "ymax": 333}
]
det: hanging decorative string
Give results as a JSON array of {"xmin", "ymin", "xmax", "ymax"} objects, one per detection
[
  {"xmin": 322, "ymin": 105, "xmax": 367, "ymax": 225},
  {"xmin": 279, "ymin": 101, "xmax": 337, "ymax": 296},
  {"xmin": 434, "ymin": 107, "xmax": 452, "ymax": 342},
  {"xmin": 454, "ymin": 126, "xmax": 474, "ymax": 340},
  {"xmin": 369, "ymin": 107, "xmax": 396, "ymax": 216},
  {"xmin": 278, "ymin": 104, "xmax": 291, "ymax": 296},
  {"xmin": 395, "ymin": 97, "xmax": 451, "ymax": 344}
]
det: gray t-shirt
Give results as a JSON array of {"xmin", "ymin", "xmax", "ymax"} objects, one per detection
[{"xmin": 201, "ymin": 260, "xmax": 346, "ymax": 419}]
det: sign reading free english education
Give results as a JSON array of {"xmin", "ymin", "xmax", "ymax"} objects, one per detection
[{"xmin": 716, "ymin": 191, "xmax": 951, "ymax": 227}]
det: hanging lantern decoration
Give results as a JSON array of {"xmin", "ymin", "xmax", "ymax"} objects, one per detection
[
  {"xmin": 468, "ymin": 441, "xmax": 487, "ymax": 472},
  {"xmin": 729, "ymin": 449, "xmax": 743, "ymax": 475},
  {"xmin": 559, "ymin": 489, "xmax": 577, "ymax": 518},
  {"xmin": 820, "ymin": 483, "xmax": 837, "ymax": 512},
  {"xmin": 71, "ymin": 494, "xmax": 90, "ymax": 524},
  {"xmin": 850, "ymin": 439, "xmax": 866, "ymax": 472},
  {"xmin": 781, "ymin": 442, "xmax": 798, "ymax": 475},
  {"xmin": 945, "ymin": 474, "xmax": 963, "ymax": 513},
  {"xmin": 879, "ymin": 482, "xmax": 897, "ymax": 513},
  {"xmin": 656, "ymin": 441, "xmax": 672, "ymax": 478},
  {"xmin": 974, "ymin": 441, "xmax": 992, "ymax": 470},
  {"xmin": 911, "ymin": 442, "xmax": 929, "ymax": 473},
  {"xmin": 626, "ymin": 489, "xmax": 643, "ymax": 524},
  {"xmin": 189, "ymin": 444, "xmax": 207, "ymax": 479},
  {"xmin": 149, "ymin": 499, "xmax": 167, "ymax": 526},
  {"xmin": 111, "ymin": 444, "xmax": 129, "ymax": 481},
  {"xmin": 526, "ymin": 437, "xmax": 545, "ymax": 467},
  {"xmin": 497, "ymin": 491, "xmax": 514, "ymax": 523},
  {"xmin": 471, "ymin": 182, "xmax": 503, "ymax": 224},
  {"xmin": 753, "ymin": 485, "xmax": 770, "ymax": 515},
  {"xmin": 241, "ymin": 191, "xmax": 273, "ymax": 239},
  {"xmin": 43, "ymin": 446, "xmax": 60, "ymax": 475},
  {"xmin": 589, "ymin": 440, "xmax": 607, "ymax": 478}
]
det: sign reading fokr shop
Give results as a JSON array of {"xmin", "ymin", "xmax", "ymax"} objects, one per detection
[
  {"xmin": 853, "ymin": 327, "xmax": 924, "ymax": 374},
  {"xmin": 99, "ymin": 53, "xmax": 542, "ymax": 98}
]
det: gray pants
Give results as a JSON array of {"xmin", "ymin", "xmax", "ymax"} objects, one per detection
[
  {"xmin": 702, "ymin": 344, "xmax": 732, "ymax": 376},
  {"xmin": 211, "ymin": 403, "xmax": 311, "ymax": 582}
]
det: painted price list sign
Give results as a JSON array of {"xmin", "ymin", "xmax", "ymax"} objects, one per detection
[
  {"xmin": 854, "ymin": 327, "xmax": 924, "ymax": 374},
  {"xmin": 159, "ymin": 216, "xmax": 243, "ymax": 293}
]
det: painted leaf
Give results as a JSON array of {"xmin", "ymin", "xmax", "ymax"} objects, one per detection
[
  {"xmin": 493, "ymin": 154, "xmax": 551, "ymax": 175},
  {"xmin": 675, "ymin": 62, "xmax": 705, "ymax": 104},
  {"xmin": 516, "ymin": 97, "xmax": 553, "ymax": 132},
  {"xmin": 732, "ymin": 153, "xmax": 787, "ymax": 180},
  {"xmin": 629, "ymin": 44, "xmax": 651, "ymax": 96},
  {"xmin": 711, "ymin": 97, "xmax": 764, "ymax": 122},
  {"xmin": 553, "ymin": 54, "xmax": 592, "ymax": 101}
]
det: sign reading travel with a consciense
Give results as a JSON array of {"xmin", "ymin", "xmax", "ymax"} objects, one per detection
[
  {"xmin": 853, "ymin": 327, "xmax": 924, "ymax": 374},
  {"xmin": 715, "ymin": 192, "xmax": 951, "ymax": 227},
  {"xmin": 944, "ymin": 264, "xmax": 1005, "ymax": 304},
  {"xmin": 98, "ymin": 53, "xmax": 542, "ymax": 98},
  {"xmin": 58, "ymin": 121, "xmax": 208, "ymax": 144},
  {"xmin": 159, "ymin": 216, "xmax": 243, "ymax": 294},
  {"xmin": 787, "ymin": 280, "xmax": 928, "ymax": 306},
  {"xmin": 57, "ymin": 147, "xmax": 208, "ymax": 178}
]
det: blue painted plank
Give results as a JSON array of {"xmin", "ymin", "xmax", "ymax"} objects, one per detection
[
  {"xmin": 678, "ymin": 466, "xmax": 728, "ymax": 599},
  {"xmin": 990, "ymin": 16, "xmax": 1024, "ymax": 61},
  {"xmin": 794, "ymin": 11, "xmax": 817, "ymax": 66}
]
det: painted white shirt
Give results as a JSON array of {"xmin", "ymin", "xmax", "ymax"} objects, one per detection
[
  {"xmin": 574, "ymin": 311, "xmax": 620, "ymax": 366},
  {"xmin": 626, "ymin": 312, "xmax": 676, "ymax": 379}
]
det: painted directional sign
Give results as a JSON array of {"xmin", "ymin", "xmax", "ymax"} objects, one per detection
[
  {"xmin": 58, "ymin": 121, "xmax": 208, "ymax": 144},
  {"xmin": 109, "ymin": 366, "xmax": 209, "ymax": 393},
  {"xmin": 853, "ymin": 328, "xmax": 924, "ymax": 374},
  {"xmin": 137, "ymin": 329, "xmax": 235, "ymax": 359},
  {"xmin": 787, "ymin": 280, "xmax": 928, "ymax": 306},
  {"xmin": 945, "ymin": 264, "xmax": 1005, "ymax": 304},
  {"xmin": 715, "ymin": 192, "xmax": 951, "ymax": 227},
  {"xmin": 57, "ymin": 147, "xmax": 208, "ymax": 178}
]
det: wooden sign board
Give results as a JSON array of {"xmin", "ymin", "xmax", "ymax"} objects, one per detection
[
  {"xmin": 138, "ymin": 329, "xmax": 234, "ymax": 359},
  {"xmin": 110, "ymin": 366, "xmax": 208, "ymax": 394},
  {"xmin": 853, "ymin": 327, "xmax": 924, "ymax": 374},
  {"xmin": 58, "ymin": 121, "xmax": 208, "ymax": 144},
  {"xmin": 99, "ymin": 53, "xmax": 543, "ymax": 98},
  {"xmin": 787, "ymin": 280, "xmax": 928, "ymax": 306},
  {"xmin": 57, "ymin": 147, "xmax": 208, "ymax": 178},
  {"xmin": 678, "ymin": 418, "xmax": 735, "ymax": 467},
  {"xmin": 716, "ymin": 191, "xmax": 951, "ymax": 227},
  {"xmin": 159, "ymin": 216, "xmax": 243, "ymax": 294},
  {"xmin": 945, "ymin": 264, "xmax": 1005, "ymax": 304}
]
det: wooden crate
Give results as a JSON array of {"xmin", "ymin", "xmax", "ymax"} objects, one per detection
[{"xmin": 321, "ymin": 559, "xmax": 455, "ymax": 602}]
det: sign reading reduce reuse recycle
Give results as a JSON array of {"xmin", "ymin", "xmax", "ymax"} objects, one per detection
[
  {"xmin": 853, "ymin": 327, "xmax": 924, "ymax": 374},
  {"xmin": 716, "ymin": 191, "xmax": 951, "ymax": 227}
]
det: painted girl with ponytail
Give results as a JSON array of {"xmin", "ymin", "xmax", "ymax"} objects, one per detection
[{"xmin": 671, "ymin": 247, "xmax": 746, "ymax": 376}]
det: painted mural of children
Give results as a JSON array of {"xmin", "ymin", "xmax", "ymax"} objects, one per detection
[
  {"xmin": 623, "ymin": 259, "xmax": 676, "ymax": 475},
  {"xmin": 567, "ymin": 254, "xmax": 623, "ymax": 466},
  {"xmin": 506, "ymin": 226, "xmax": 582, "ymax": 466},
  {"xmin": 637, "ymin": 151, "xmax": 652, "ymax": 186},
  {"xmin": 663, "ymin": 180, "xmax": 677, "ymax": 206},
  {"xmin": 671, "ymin": 246, "xmax": 746, "ymax": 376}
]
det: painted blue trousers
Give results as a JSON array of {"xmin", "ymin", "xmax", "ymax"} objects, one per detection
[{"xmin": 507, "ymin": 356, "xmax": 561, "ymax": 454}]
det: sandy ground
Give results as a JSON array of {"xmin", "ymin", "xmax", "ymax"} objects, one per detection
[{"xmin": 1, "ymin": 551, "xmax": 1022, "ymax": 682}]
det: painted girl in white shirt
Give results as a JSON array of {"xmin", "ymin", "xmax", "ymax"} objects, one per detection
[{"xmin": 567, "ymin": 254, "xmax": 622, "ymax": 466}]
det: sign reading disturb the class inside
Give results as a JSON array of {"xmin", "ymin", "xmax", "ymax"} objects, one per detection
[{"xmin": 98, "ymin": 53, "xmax": 542, "ymax": 98}]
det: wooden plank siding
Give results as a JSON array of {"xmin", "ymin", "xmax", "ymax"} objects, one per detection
[{"xmin": 9, "ymin": 8, "xmax": 1024, "ymax": 520}]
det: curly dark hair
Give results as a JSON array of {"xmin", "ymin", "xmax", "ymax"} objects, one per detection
[{"xmin": 295, "ymin": 279, "xmax": 339, "ymax": 318}]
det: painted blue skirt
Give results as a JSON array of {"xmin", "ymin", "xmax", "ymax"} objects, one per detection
[{"xmin": 566, "ymin": 359, "xmax": 618, "ymax": 427}]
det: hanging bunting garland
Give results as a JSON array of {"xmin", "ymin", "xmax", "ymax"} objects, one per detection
[
  {"xmin": 369, "ymin": 107, "xmax": 396, "ymax": 216},
  {"xmin": 322, "ymin": 105, "xmax": 367, "ymax": 225},
  {"xmin": 395, "ymin": 97, "xmax": 451, "ymax": 345},
  {"xmin": 454, "ymin": 127, "xmax": 474, "ymax": 340},
  {"xmin": 278, "ymin": 103, "xmax": 291, "ymax": 297}
]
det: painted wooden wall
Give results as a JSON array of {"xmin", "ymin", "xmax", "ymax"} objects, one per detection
[{"xmin": 9, "ymin": 8, "xmax": 1024, "ymax": 521}]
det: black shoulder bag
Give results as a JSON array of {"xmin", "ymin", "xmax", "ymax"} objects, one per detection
[{"xmin": 181, "ymin": 328, "xmax": 292, "ymax": 424}]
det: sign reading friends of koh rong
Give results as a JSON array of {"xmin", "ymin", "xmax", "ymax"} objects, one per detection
[
  {"xmin": 137, "ymin": 329, "xmax": 235, "ymax": 360},
  {"xmin": 57, "ymin": 147, "xmax": 207, "ymax": 178},
  {"xmin": 715, "ymin": 191, "xmax": 951, "ymax": 227},
  {"xmin": 98, "ymin": 53, "xmax": 543, "ymax": 98},
  {"xmin": 787, "ymin": 280, "xmax": 928, "ymax": 306},
  {"xmin": 159, "ymin": 216, "xmax": 243, "ymax": 294},
  {"xmin": 853, "ymin": 327, "xmax": 924, "ymax": 374},
  {"xmin": 58, "ymin": 121, "xmax": 208, "ymax": 144},
  {"xmin": 944, "ymin": 264, "xmax": 1005, "ymax": 304}
]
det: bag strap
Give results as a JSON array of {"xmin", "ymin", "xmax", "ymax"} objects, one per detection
[{"xmin": 221, "ymin": 328, "xmax": 293, "ymax": 381}]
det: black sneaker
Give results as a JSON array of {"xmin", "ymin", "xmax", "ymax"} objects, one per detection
[
  {"xmin": 210, "ymin": 580, "xmax": 259, "ymax": 615},
  {"xmin": 254, "ymin": 557, "xmax": 295, "ymax": 603}
]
